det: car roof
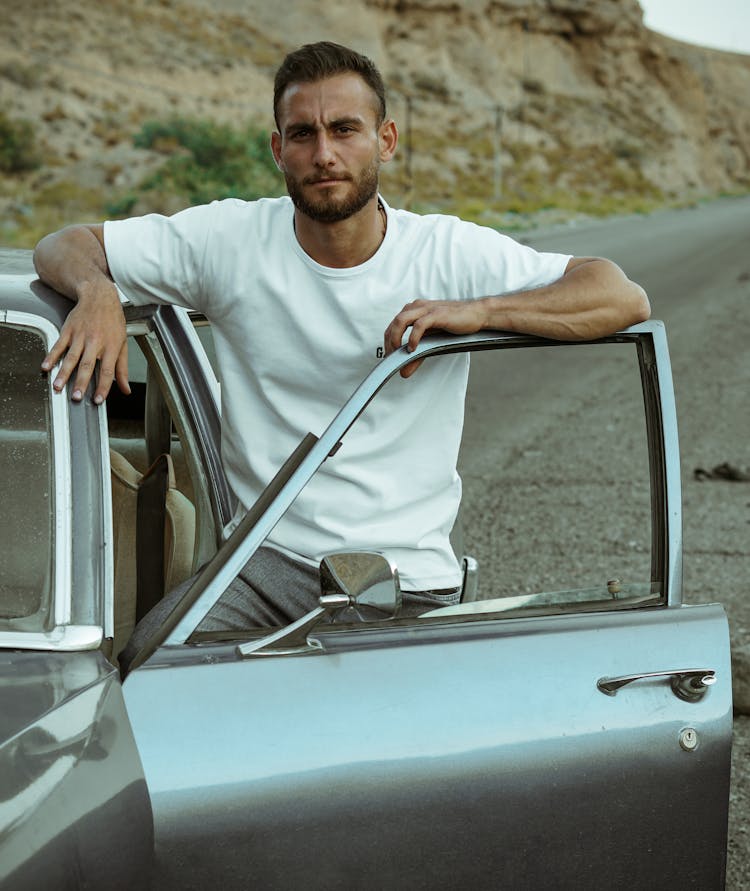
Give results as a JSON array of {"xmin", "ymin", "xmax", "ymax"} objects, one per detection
[
  {"xmin": 0, "ymin": 247, "xmax": 73, "ymax": 330},
  {"xmin": 0, "ymin": 247, "xmax": 34, "ymax": 274}
]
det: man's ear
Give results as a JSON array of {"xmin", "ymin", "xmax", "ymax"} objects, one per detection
[
  {"xmin": 378, "ymin": 118, "xmax": 398, "ymax": 163},
  {"xmin": 270, "ymin": 131, "xmax": 284, "ymax": 171}
]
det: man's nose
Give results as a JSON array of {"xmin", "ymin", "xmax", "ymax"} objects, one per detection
[{"xmin": 312, "ymin": 132, "xmax": 336, "ymax": 166}]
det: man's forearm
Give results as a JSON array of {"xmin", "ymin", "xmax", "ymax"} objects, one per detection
[
  {"xmin": 479, "ymin": 258, "xmax": 650, "ymax": 341},
  {"xmin": 383, "ymin": 256, "xmax": 650, "ymax": 377},
  {"xmin": 34, "ymin": 225, "xmax": 116, "ymax": 303}
]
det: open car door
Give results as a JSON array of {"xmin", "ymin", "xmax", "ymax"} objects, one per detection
[{"xmin": 122, "ymin": 322, "xmax": 731, "ymax": 889}]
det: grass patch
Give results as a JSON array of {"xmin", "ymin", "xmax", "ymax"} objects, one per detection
[{"xmin": 108, "ymin": 117, "xmax": 285, "ymax": 213}]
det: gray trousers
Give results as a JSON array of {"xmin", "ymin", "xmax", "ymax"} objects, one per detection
[{"xmin": 120, "ymin": 547, "xmax": 460, "ymax": 670}]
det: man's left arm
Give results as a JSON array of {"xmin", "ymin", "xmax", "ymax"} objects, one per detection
[{"xmin": 384, "ymin": 257, "xmax": 650, "ymax": 378}]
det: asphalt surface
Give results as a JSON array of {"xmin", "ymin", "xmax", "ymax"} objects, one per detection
[{"xmin": 459, "ymin": 196, "xmax": 750, "ymax": 888}]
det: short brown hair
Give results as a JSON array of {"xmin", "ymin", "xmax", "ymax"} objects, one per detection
[{"xmin": 273, "ymin": 42, "xmax": 386, "ymax": 128}]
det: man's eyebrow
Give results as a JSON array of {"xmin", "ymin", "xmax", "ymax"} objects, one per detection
[
  {"xmin": 284, "ymin": 115, "xmax": 366, "ymax": 135},
  {"xmin": 327, "ymin": 116, "xmax": 365, "ymax": 129}
]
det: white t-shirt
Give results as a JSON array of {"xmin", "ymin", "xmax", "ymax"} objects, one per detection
[{"xmin": 104, "ymin": 196, "xmax": 570, "ymax": 590}]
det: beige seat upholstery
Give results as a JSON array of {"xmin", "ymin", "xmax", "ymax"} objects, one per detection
[
  {"xmin": 110, "ymin": 449, "xmax": 196, "ymax": 658},
  {"xmin": 110, "ymin": 450, "xmax": 140, "ymax": 656}
]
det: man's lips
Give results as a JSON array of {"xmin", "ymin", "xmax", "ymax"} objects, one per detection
[{"xmin": 304, "ymin": 175, "xmax": 351, "ymax": 185}]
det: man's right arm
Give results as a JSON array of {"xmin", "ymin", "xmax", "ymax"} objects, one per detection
[{"xmin": 34, "ymin": 224, "xmax": 130, "ymax": 404}]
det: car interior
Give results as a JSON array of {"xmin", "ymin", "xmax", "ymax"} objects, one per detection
[{"xmin": 106, "ymin": 333, "xmax": 213, "ymax": 659}]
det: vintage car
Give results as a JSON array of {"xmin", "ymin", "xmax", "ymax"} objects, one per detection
[{"xmin": 0, "ymin": 248, "xmax": 732, "ymax": 889}]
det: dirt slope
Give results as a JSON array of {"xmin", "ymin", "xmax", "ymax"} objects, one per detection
[{"xmin": 1, "ymin": 0, "xmax": 749, "ymax": 234}]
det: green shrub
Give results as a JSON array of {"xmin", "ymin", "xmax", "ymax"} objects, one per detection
[
  {"xmin": 130, "ymin": 117, "xmax": 284, "ymax": 205},
  {"xmin": 0, "ymin": 113, "xmax": 41, "ymax": 173},
  {"xmin": 106, "ymin": 193, "xmax": 139, "ymax": 217}
]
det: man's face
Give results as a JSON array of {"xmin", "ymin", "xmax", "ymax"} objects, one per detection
[{"xmin": 271, "ymin": 73, "xmax": 395, "ymax": 223}]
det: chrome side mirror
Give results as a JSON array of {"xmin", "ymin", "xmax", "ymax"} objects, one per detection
[
  {"xmin": 236, "ymin": 552, "xmax": 401, "ymax": 658},
  {"xmin": 320, "ymin": 552, "xmax": 401, "ymax": 621}
]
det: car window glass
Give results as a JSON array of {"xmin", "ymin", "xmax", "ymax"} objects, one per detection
[
  {"xmin": 454, "ymin": 341, "xmax": 658, "ymax": 617},
  {"xmin": 191, "ymin": 318, "xmax": 221, "ymax": 384},
  {"xmin": 198, "ymin": 338, "xmax": 659, "ymax": 643},
  {"xmin": 0, "ymin": 325, "xmax": 54, "ymax": 631}
]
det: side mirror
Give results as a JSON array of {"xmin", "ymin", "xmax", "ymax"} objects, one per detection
[
  {"xmin": 320, "ymin": 552, "xmax": 401, "ymax": 621},
  {"xmin": 237, "ymin": 551, "xmax": 402, "ymax": 658}
]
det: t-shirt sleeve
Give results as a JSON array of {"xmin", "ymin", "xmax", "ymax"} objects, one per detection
[
  {"xmin": 448, "ymin": 219, "xmax": 571, "ymax": 299},
  {"xmin": 103, "ymin": 203, "xmax": 217, "ymax": 312}
]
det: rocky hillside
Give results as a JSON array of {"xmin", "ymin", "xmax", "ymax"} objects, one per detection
[{"xmin": 1, "ymin": 0, "xmax": 749, "ymax": 241}]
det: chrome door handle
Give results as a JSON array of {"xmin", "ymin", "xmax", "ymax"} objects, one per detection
[{"xmin": 597, "ymin": 669, "xmax": 717, "ymax": 702}]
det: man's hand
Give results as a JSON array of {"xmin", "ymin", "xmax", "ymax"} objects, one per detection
[
  {"xmin": 384, "ymin": 298, "xmax": 490, "ymax": 378},
  {"xmin": 42, "ymin": 280, "xmax": 130, "ymax": 404},
  {"xmin": 35, "ymin": 224, "xmax": 131, "ymax": 404}
]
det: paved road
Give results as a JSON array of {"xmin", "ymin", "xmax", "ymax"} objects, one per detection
[
  {"xmin": 460, "ymin": 196, "xmax": 750, "ymax": 888},
  {"xmin": 524, "ymin": 197, "xmax": 750, "ymax": 320}
]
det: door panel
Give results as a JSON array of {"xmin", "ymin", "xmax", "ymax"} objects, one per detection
[{"xmin": 124, "ymin": 602, "xmax": 731, "ymax": 889}]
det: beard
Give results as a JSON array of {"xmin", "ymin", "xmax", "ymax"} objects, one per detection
[{"xmin": 285, "ymin": 159, "xmax": 380, "ymax": 223}]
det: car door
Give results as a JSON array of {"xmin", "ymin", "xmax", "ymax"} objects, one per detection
[
  {"xmin": 0, "ymin": 296, "xmax": 153, "ymax": 891},
  {"xmin": 121, "ymin": 322, "xmax": 732, "ymax": 890}
]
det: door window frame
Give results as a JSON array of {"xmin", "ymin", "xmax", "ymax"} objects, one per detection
[
  {"xmin": 124, "ymin": 321, "xmax": 680, "ymax": 668},
  {"xmin": 0, "ymin": 311, "xmax": 103, "ymax": 651}
]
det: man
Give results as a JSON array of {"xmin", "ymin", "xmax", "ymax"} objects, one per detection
[{"xmin": 33, "ymin": 41, "xmax": 650, "ymax": 629}]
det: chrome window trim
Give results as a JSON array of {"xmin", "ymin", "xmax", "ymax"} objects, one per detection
[
  {"xmin": 155, "ymin": 306, "xmax": 235, "ymax": 532},
  {"xmin": 180, "ymin": 308, "xmax": 222, "ymax": 407},
  {"xmin": 98, "ymin": 404, "xmax": 114, "ymax": 641},
  {"xmin": 0, "ymin": 625, "xmax": 103, "ymax": 651},
  {"xmin": 125, "ymin": 321, "xmax": 153, "ymax": 336},
  {"xmin": 1, "ymin": 311, "xmax": 74, "ymax": 641},
  {"xmin": 648, "ymin": 322, "xmax": 682, "ymax": 606}
]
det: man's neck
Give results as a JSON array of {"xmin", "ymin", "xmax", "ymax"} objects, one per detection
[{"xmin": 293, "ymin": 197, "xmax": 386, "ymax": 268}]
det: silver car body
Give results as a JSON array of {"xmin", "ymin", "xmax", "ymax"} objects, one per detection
[{"xmin": 0, "ymin": 250, "xmax": 732, "ymax": 889}]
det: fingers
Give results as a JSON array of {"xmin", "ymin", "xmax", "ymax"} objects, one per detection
[
  {"xmin": 91, "ymin": 342, "xmax": 130, "ymax": 404},
  {"xmin": 114, "ymin": 343, "xmax": 131, "ymax": 397},
  {"xmin": 59, "ymin": 336, "xmax": 90, "ymax": 400},
  {"xmin": 404, "ymin": 307, "xmax": 443, "ymax": 353},
  {"xmin": 384, "ymin": 300, "xmax": 465, "ymax": 356},
  {"xmin": 50, "ymin": 336, "xmax": 98, "ymax": 402},
  {"xmin": 383, "ymin": 301, "xmax": 444, "ymax": 380},
  {"xmin": 88, "ymin": 350, "xmax": 113, "ymax": 405},
  {"xmin": 400, "ymin": 357, "xmax": 425, "ymax": 379},
  {"xmin": 46, "ymin": 323, "xmax": 87, "ymax": 396},
  {"xmin": 384, "ymin": 298, "xmax": 488, "ymax": 377},
  {"xmin": 383, "ymin": 299, "xmax": 430, "ymax": 356},
  {"xmin": 41, "ymin": 302, "xmax": 128, "ymax": 403},
  {"xmin": 42, "ymin": 332, "xmax": 72, "ymax": 379}
]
